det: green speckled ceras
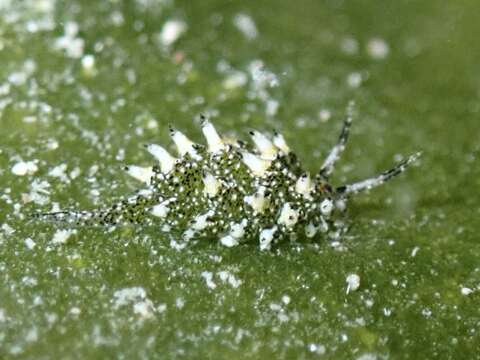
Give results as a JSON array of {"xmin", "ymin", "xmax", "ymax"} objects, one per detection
[{"xmin": 37, "ymin": 102, "xmax": 420, "ymax": 250}]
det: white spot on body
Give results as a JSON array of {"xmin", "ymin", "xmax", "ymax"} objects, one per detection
[
  {"xmin": 182, "ymin": 228, "xmax": 196, "ymax": 241},
  {"xmin": 151, "ymin": 200, "xmax": 171, "ymax": 218},
  {"xmin": 191, "ymin": 210, "xmax": 213, "ymax": 231},
  {"xmin": 203, "ymin": 173, "xmax": 220, "ymax": 197},
  {"xmin": 277, "ymin": 203, "xmax": 299, "ymax": 228},
  {"xmin": 229, "ymin": 219, "xmax": 248, "ymax": 239},
  {"xmin": 244, "ymin": 186, "xmax": 268, "ymax": 214}
]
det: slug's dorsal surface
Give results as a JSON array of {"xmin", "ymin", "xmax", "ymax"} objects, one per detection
[{"xmin": 35, "ymin": 104, "xmax": 420, "ymax": 250}]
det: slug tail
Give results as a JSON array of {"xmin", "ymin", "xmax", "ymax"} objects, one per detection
[{"xmin": 31, "ymin": 194, "xmax": 156, "ymax": 228}]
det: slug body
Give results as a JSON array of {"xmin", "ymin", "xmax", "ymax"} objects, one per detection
[{"xmin": 36, "ymin": 103, "xmax": 420, "ymax": 250}]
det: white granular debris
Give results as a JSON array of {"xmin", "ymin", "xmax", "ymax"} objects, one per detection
[
  {"xmin": 69, "ymin": 166, "xmax": 81, "ymax": 179},
  {"xmin": 48, "ymin": 163, "xmax": 68, "ymax": 182},
  {"xmin": 220, "ymin": 235, "xmax": 239, "ymax": 248},
  {"xmin": 421, "ymin": 308, "xmax": 432, "ymax": 318},
  {"xmin": 265, "ymin": 99, "xmax": 279, "ymax": 116},
  {"xmin": 170, "ymin": 239, "xmax": 187, "ymax": 250},
  {"xmin": 175, "ymin": 298, "xmax": 185, "ymax": 309},
  {"xmin": 0, "ymin": 83, "xmax": 10, "ymax": 96},
  {"xmin": 309, "ymin": 343, "xmax": 326, "ymax": 355},
  {"xmin": 318, "ymin": 109, "xmax": 331, "ymax": 122},
  {"xmin": 269, "ymin": 303, "xmax": 282, "ymax": 311},
  {"xmin": 158, "ymin": 19, "xmax": 186, "ymax": 47},
  {"xmin": 461, "ymin": 287, "xmax": 474, "ymax": 296},
  {"xmin": 0, "ymin": 309, "xmax": 6, "ymax": 322},
  {"xmin": 133, "ymin": 299, "xmax": 156, "ymax": 319},
  {"xmin": 249, "ymin": 60, "xmax": 279, "ymax": 89},
  {"xmin": 25, "ymin": 327, "xmax": 39, "ymax": 343},
  {"xmin": 11, "ymin": 160, "xmax": 38, "ymax": 176},
  {"xmin": 33, "ymin": 296, "xmax": 43, "ymax": 306},
  {"xmin": 1, "ymin": 223, "xmax": 15, "ymax": 235},
  {"xmin": 25, "ymin": 237, "xmax": 36, "ymax": 249},
  {"xmin": 367, "ymin": 37, "xmax": 389, "ymax": 60},
  {"xmin": 281, "ymin": 295, "xmax": 291, "ymax": 305},
  {"xmin": 201, "ymin": 271, "xmax": 217, "ymax": 289},
  {"xmin": 81, "ymin": 54, "xmax": 95, "ymax": 68},
  {"xmin": 340, "ymin": 37, "xmax": 359, "ymax": 55},
  {"xmin": 22, "ymin": 276, "xmax": 37, "ymax": 286},
  {"xmin": 24, "ymin": 179, "xmax": 51, "ymax": 205},
  {"xmin": 347, "ymin": 72, "xmax": 363, "ymax": 88},
  {"xmin": 277, "ymin": 312, "xmax": 289, "ymax": 322},
  {"xmin": 218, "ymin": 270, "xmax": 242, "ymax": 288},
  {"xmin": 69, "ymin": 307, "xmax": 81, "ymax": 316},
  {"xmin": 346, "ymin": 273, "xmax": 360, "ymax": 294},
  {"xmin": 46, "ymin": 138, "xmax": 59, "ymax": 150},
  {"xmin": 411, "ymin": 246, "xmax": 420, "ymax": 257},
  {"xmin": 51, "ymin": 229, "xmax": 75, "ymax": 244},
  {"xmin": 356, "ymin": 354, "xmax": 378, "ymax": 360},
  {"xmin": 54, "ymin": 21, "xmax": 84, "ymax": 58},
  {"xmin": 233, "ymin": 13, "xmax": 258, "ymax": 40},
  {"xmin": 223, "ymin": 70, "xmax": 247, "ymax": 89},
  {"xmin": 113, "ymin": 287, "xmax": 146, "ymax": 307},
  {"xmin": 81, "ymin": 54, "xmax": 96, "ymax": 76},
  {"xmin": 23, "ymin": 116, "xmax": 37, "ymax": 123}
]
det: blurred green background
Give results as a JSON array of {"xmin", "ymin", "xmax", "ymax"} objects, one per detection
[{"xmin": 0, "ymin": 0, "xmax": 479, "ymax": 358}]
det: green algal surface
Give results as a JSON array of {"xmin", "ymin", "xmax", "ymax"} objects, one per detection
[{"xmin": 0, "ymin": 0, "xmax": 479, "ymax": 359}]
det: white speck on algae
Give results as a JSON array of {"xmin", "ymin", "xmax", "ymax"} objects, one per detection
[
  {"xmin": 233, "ymin": 13, "xmax": 258, "ymax": 40},
  {"xmin": 51, "ymin": 229, "xmax": 75, "ymax": 244},
  {"xmin": 112, "ymin": 287, "xmax": 157, "ymax": 319},
  {"xmin": 158, "ymin": 19, "xmax": 187, "ymax": 47},
  {"xmin": 346, "ymin": 274, "xmax": 361, "ymax": 294},
  {"xmin": 11, "ymin": 160, "xmax": 38, "ymax": 176}
]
